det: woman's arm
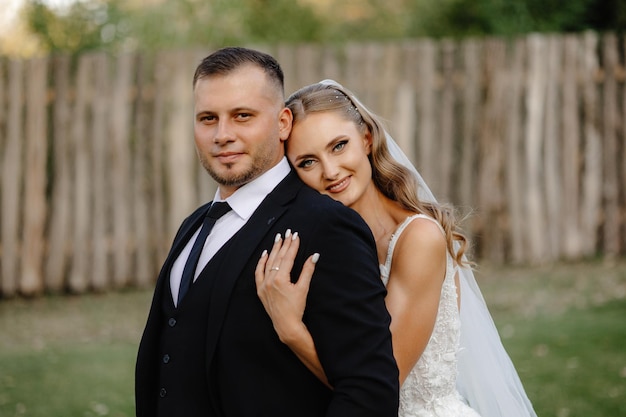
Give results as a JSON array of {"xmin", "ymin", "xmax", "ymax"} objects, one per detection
[
  {"xmin": 384, "ymin": 217, "xmax": 448, "ymax": 384},
  {"xmin": 256, "ymin": 218, "xmax": 448, "ymax": 387},
  {"xmin": 255, "ymin": 230, "xmax": 330, "ymax": 388}
]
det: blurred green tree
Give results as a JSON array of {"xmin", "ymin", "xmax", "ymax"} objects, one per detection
[
  {"xmin": 405, "ymin": 0, "xmax": 625, "ymax": 38},
  {"xmin": 21, "ymin": 0, "xmax": 624, "ymax": 55},
  {"xmin": 24, "ymin": 0, "xmax": 127, "ymax": 53}
]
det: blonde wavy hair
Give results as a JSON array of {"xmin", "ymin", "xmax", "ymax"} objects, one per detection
[{"xmin": 286, "ymin": 82, "xmax": 470, "ymax": 266}]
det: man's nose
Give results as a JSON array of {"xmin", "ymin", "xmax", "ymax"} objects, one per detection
[{"xmin": 214, "ymin": 120, "xmax": 235, "ymax": 144}]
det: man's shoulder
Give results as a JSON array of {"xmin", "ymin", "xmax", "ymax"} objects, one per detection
[{"xmin": 295, "ymin": 186, "xmax": 354, "ymax": 215}]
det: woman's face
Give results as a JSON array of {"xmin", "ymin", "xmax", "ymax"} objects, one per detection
[{"xmin": 287, "ymin": 111, "xmax": 373, "ymax": 208}]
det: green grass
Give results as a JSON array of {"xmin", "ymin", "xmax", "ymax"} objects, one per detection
[
  {"xmin": 499, "ymin": 301, "xmax": 626, "ymax": 417},
  {"xmin": 1, "ymin": 259, "xmax": 625, "ymax": 417},
  {"xmin": 0, "ymin": 290, "xmax": 152, "ymax": 417},
  {"xmin": 0, "ymin": 344, "xmax": 136, "ymax": 416}
]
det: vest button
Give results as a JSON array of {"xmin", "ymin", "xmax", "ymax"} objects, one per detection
[
  {"xmin": 168, "ymin": 317, "xmax": 176, "ymax": 327},
  {"xmin": 159, "ymin": 388, "xmax": 167, "ymax": 398},
  {"xmin": 163, "ymin": 354, "xmax": 170, "ymax": 364}
]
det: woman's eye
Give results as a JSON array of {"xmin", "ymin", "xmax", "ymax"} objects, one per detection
[
  {"xmin": 298, "ymin": 159, "xmax": 314, "ymax": 169},
  {"xmin": 333, "ymin": 140, "xmax": 348, "ymax": 152}
]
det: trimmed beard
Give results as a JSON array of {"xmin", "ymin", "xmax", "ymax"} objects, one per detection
[{"xmin": 198, "ymin": 148, "xmax": 276, "ymax": 189}]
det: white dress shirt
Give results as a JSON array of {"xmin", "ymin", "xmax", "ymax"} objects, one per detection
[{"xmin": 170, "ymin": 158, "xmax": 291, "ymax": 305}]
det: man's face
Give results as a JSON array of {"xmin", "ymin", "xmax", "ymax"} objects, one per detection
[{"xmin": 193, "ymin": 65, "xmax": 292, "ymax": 198}]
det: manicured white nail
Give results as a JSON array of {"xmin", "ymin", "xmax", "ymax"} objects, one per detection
[
  {"xmin": 261, "ymin": 249, "xmax": 267, "ymax": 258},
  {"xmin": 275, "ymin": 233, "xmax": 281, "ymax": 243},
  {"xmin": 312, "ymin": 253, "xmax": 320, "ymax": 264},
  {"xmin": 292, "ymin": 231, "xmax": 298, "ymax": 241},
  {"xmin": 285, "ymin": 229, "xmax": 292, "ymax": 238}
]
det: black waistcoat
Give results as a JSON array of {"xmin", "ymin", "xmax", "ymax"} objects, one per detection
[{"xmin": 156, "ymin": 246, "xmax": 230, "ymax": 417}]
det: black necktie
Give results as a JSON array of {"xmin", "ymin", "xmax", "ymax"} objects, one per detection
[{"xmin": 178, "ymin": 201, "xmax": 232, "ymax": 305}]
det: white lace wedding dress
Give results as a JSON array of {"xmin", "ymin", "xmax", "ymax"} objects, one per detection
[{"xmin": 380, "ymin": 214, "xmax": 481, "ymax": 417}]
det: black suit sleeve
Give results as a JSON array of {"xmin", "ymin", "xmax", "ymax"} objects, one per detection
[{"xmin": 301, "ymin": 205, "xmax": 399, "ymax": 416}]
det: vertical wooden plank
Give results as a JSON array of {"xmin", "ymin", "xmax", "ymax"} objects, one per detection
[
  {"xmin": 0, "ymin": 59, "xmax": 5, "ymax": 293},
  {"xmin": 476, "ymin": 38, "xmax": 507, "ymax": 263},
  {"xmin": 362, "ymin": 43, "xmax": 382, "ymax": 108},
  {"xmin": 542, "ymin": 35, "xmax": 563, "ymax": 261},
  {"xmin": 165, "ymin": 50, "xmax": 197, "ymax": 238},
  {"xmin": 344, "ymin": 43, "xmax": 368, "ymax": 101},
  {"xmin": 416, "ymin": 40, "xmax": 438, "ymax": 193},
  {"xmin": 438, "ymin": 39, "xmax": 455, "ymax": 200},
  {"xmin": 68, "ymin": 54, "xmax": 93, "ymax": 293},
  {"xmin": 132, "ymin": 53, "xmax": 155, "ymax": 287},
  {"xmin": 110, "ymin": 52, "xmax": 134, "ymax": 287},
  {"xmin": 320, "ymin": 45, "xmax": 343, "ymax": 86},
  {"xmin": 90, "ymin": 52, "xmax": 110, "ymax": 292},
  {"xmin": 45, "ymin": 55, "xmax": 73, "ymax": 291},
  {"xmin": 276, "ymin": 44, "xmax": 298, "ymax": 96},
  {"xmin": 580, "ymin": 31, "xmax": 603, "ymax": 257},
  {"xmin": 20, "ymin": 56, "xmax": 49, "ymax": 296},
  {"xmin": 622, "ymin": 35, "xmax": 626, "ymax": 255},
  {"xmin": 392, "ymin": 81, "xmax": 417, "ymax": 172},
  {"xmin": 524, "ymin": 34, "xmax": 549, "ymax": 264},
  {"xmin": 0, "ymin": 58, "xmax": 4, "ymax": 163},
  {"xmin": 601, "ymin": 33, "xmax": 621, "ymax": 256},
  {"xmin": 504, "ymin": 38, "xmax": 527, "ymax": 263},
  {"xmin": 459, "ymin": 39, "xmax": 481, "ymax": 230},
  {"xmin": 377, "ymin": 43, "xmax": 401, "ymax": 120},
  {"xmin": 295, "ymin": 43, "xmax": 321, "ymax": 88},
  {"xmin": 393, "ymin": 42, "xmax": 419, "ymax": 167},
  {"xmin": 150, "ymin": 52, "xmax": 168, "ymax": 263},
  {"xmin": 1, "ymin": 59, "xmax": 24, "ymax": 297},
  {"xmin": 561, "ymin": 35, "xmax": 583, "ymax": 258}
]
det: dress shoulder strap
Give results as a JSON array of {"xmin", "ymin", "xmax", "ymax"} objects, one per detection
[{"xmin": 382, "ymin": 214, "xmax": 445, "ymax": 275}]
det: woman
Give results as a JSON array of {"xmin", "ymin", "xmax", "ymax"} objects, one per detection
[{"xmin": 255, "ymin": 80, "xmax": 536, "ymax": 417}]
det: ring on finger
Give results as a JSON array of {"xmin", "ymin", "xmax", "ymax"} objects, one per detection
[{"xmin": 271, "ymin": 266, "xmax": 280, "ymax": 271}]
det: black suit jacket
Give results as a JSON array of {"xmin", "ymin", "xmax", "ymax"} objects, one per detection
[{"xmin": 136, "ymin": 171, "xmax": 399, "ymax": 416}]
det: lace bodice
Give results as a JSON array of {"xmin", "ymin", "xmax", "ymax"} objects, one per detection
[{"xmin": 380, "ymin": 214, "xmax": 480, "ymax": 417}]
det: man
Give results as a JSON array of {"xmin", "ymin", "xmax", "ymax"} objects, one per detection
[{"xmin": 135, "ymin": 47, "xmax": 399, "ymax": 417}]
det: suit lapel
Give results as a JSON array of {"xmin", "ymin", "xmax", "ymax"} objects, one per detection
[
  {"xmin": 204, "ymin": 172, "xmax": 302, "ymax": 362},
  {"xmin": 150, "ymin": 203, "xmax": 211, "ymax": 307},
  {"xmin": 167, "ymin": 204, "xmax": 211, "ymax": 270}
]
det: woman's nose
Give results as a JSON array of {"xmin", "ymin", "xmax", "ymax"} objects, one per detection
[{"xmin": 321, "ymin": 161, "xmax": 339, "ymax": 181}]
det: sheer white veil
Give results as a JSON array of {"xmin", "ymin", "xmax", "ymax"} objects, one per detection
[{"xmin": 319, "ymin": 79, "xmax": 537, "ymax": 417}]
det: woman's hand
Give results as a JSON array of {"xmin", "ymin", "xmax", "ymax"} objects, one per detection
[
  {"xmin": 255, "ymin": 229, "xmax": 330, "ymax": 387},
  {"xmin": 255, "ymin": 229, "xmax": 319, "ymax": 344}
]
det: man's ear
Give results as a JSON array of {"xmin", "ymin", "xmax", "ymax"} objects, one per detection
[{"xmin": 278, "ymin": 107, "xmax": 293, "ymax": 142}]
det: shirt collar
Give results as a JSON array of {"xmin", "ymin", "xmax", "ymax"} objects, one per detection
[{"xmin": 213, "ymin": 157, "xmax": 291, "ymax": 220}]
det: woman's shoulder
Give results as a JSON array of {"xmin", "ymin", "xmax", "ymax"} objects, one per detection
[
  {"xmin": 393, "ymin": 214, "xmax": 447, "ymax": 267},
  {"xmin": 396, "ymin": 214, "xmax": 445, "ymax": 243}
]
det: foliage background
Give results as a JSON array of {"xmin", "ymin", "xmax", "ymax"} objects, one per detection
[{"xmin": 4, "ymin": 0, "xmax": 625, "ymax": 55}]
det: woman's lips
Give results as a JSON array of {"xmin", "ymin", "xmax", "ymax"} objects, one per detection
[{"xmin": 327, "ymin": 176, "xmax": 350, "ymax": 193}]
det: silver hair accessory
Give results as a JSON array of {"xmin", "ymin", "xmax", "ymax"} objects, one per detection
[{"xmin": 325, "ymin": 88, "xmax": 362, "ymax": 124}]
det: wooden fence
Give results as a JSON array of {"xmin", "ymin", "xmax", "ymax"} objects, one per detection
[{"xmin": 0, "ymin": 32, "xmax": 624, "ymax": 297}]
